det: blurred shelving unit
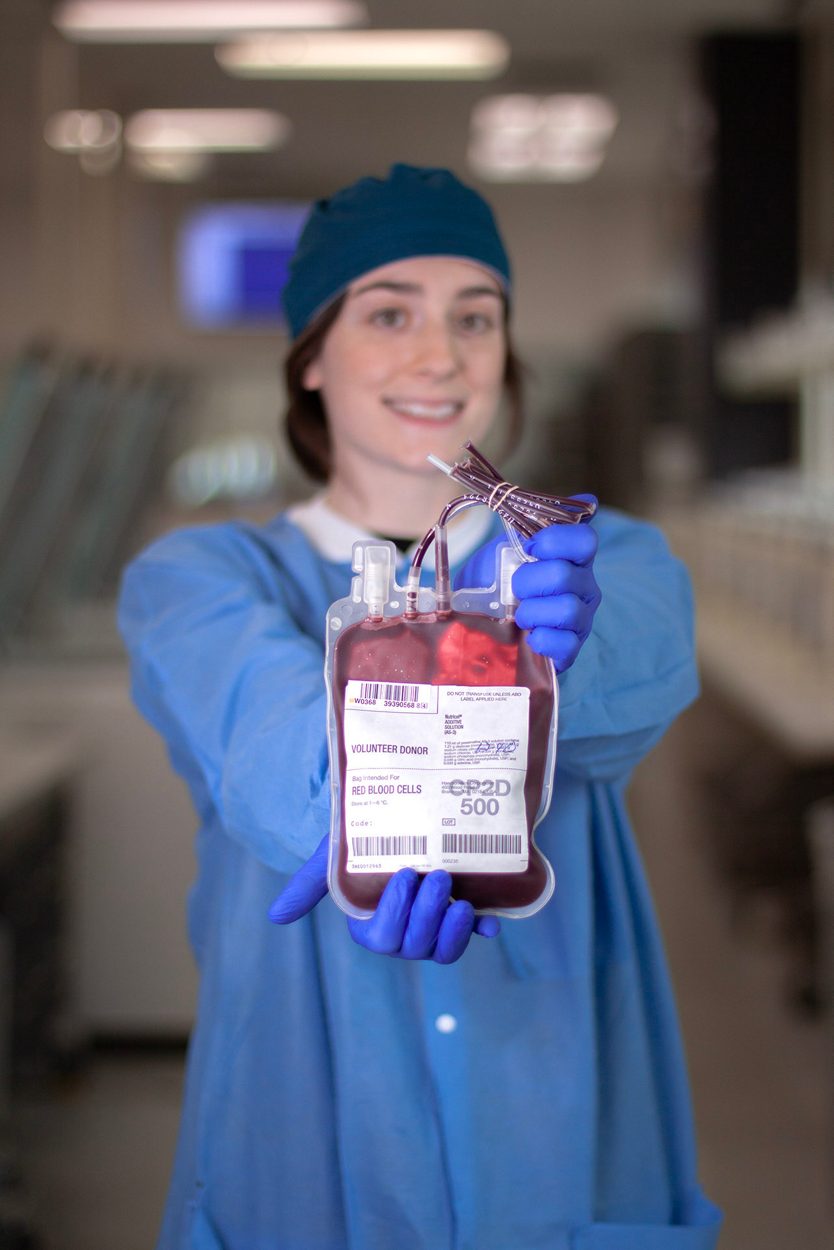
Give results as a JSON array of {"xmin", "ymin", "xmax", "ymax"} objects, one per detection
[
  {"xmin": 662, "ymin": 258, "xmax": 833, "ymax": 744},
  {"xmin": 658, "ymin": 290, "xmax": 834, "ymax": 1014},
  {"xmin": 719, "ymin": 294, "xmax": 834, "ymax": 482},
  {"xmin": 701, "ymin": 291, "xmax": 834, "ymax": 754},
  {"xmin": 689, "ymin": 9, "xmax": 834, "ymax": 1022},
  {"xmin": 661, "ymin": 481, "xmax": 834, "ymax": 765}
]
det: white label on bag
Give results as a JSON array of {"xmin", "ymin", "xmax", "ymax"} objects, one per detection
[{"xmin": 343, "ymin": 681, "xmax": 529, "ymax": 874}]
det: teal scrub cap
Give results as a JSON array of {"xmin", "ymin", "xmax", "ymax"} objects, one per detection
[{"xmin": 282, "ymin": 163, "xmax": 512, "ymax": 339}]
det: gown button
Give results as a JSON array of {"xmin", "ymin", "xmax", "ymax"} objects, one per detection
[{"xmin": 434, "ymin": 1013, "xmax": 458, "ymax": 1034}]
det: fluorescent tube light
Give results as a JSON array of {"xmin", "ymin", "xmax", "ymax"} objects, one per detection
[
  {"xmin": 124, "ymin": 109, "xmax": 290, "ymax": 152},
  {"xmin": 53, "ymin": 1, "xmax": 366, "ymax": 43},
  {"xmin": 217, "ymin": 30, "xmax": 510, "ymax": 79}
]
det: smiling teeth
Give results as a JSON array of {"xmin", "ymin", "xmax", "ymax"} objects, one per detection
[{"xmin": 390, "ymin": 401, "xmax": 461, "ymax": 419}]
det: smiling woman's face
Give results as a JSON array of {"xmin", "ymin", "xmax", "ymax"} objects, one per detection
[{"xmin": 302, "ymin": 255, "xmax": 507, "ymax": 485}]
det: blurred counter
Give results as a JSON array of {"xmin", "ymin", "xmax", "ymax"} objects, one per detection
[
  {"xmin": 658, "ymin": 479, "xmax": 834, "ymax": 1013},
  {"xmin": 0, "ymin": 656, "xmax": 198, "ymax": 1043}
]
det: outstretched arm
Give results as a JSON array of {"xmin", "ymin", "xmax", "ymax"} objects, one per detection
[{"xmin": 118, "ymin": 523, "xmax": 334, "ymax": 874}]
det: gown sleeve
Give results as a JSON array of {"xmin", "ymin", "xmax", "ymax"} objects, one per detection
[
  {"xmin": 554, "ymin": 509, "xmax": 699, "ymax": 782},
  {"xmin": 117, "ymin": 522, "xmax": 333, "ymax": 875}
]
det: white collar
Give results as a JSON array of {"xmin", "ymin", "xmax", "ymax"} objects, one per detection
[{"xmin": 286, "ymin": 493, "xmax": 494, "ymax": 567}]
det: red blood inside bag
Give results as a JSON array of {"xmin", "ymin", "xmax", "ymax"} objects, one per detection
[{"xmin": 332, "ymin": 611, "xmax": 554, "ymax": 912}]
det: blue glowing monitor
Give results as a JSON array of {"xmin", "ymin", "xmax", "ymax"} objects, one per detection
[{"xmin": 178, "ymin": 202, "xmax": 310, "ymax": 328}]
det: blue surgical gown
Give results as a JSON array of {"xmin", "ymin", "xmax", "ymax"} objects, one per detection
[{"xmin": 118, "ymin": 501, "xmax": 722, "ymax": 1250}]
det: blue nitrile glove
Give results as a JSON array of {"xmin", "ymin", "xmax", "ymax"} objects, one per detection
[
  {"xmin": 455, "ymin": 503, "xmax": 601, "ymax": 675},
  {"xmin": 269, "ymin": 834, "xmax": 501, "ymax": 963},
  {"xmin": 512, "ymin": 516, "xmax": 601, "ymax": 674}
]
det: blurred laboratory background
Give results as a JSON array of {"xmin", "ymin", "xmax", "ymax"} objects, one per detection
[{"xmin": 0, "ymin": 0, "xmax": 832, "ymax": 1246}]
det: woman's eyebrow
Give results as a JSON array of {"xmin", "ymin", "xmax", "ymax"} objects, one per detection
[
  {"xmin": 456, "ymin": 285, "xmax": 503, "ymax": 300},
  {"xmin": 350, "ymin": 280, "xmax": 421, "ymax": 298},
  {"xmin": 349, "ymin": 280, "xmax": 502, "ymax": 300}
]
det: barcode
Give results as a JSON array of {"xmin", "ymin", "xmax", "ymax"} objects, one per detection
[
  {"xmin": 442, "ymin": 834, "xmax": 523, "ymax": 855},
  {"xmin": 359, "ymin": 682, "xmax": 421, "ymax": 703},
  {"xmin": 352, "ymin": 835, "xmax": 428, "ymax": 857}
]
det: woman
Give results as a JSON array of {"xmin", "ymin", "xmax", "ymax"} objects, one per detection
[{"xmin": 119, "ymin": 164, "xmax": 721, "ymax": 1249}]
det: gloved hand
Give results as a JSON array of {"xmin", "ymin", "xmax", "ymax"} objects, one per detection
[
  {"xmin": 269, "ymin": 834, "xmax": 501, "ymax": 963},
  {"xmin": 512, "ymin": 516, "xmax": 601, "ymax": 673},
  {"xmin": 455, "ymin": 504, "xmax": 601, "ymax": 674}
]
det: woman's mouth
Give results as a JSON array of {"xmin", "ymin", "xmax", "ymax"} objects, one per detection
[{"xmin": 383, "ymin": 398, "xmax": 465, "ymax": 422}]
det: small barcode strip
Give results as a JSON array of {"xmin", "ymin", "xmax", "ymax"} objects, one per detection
[
  {"xmin": 352, "ymin": 835, "xmax": 428, "ymax": 857},
  {"xmin": 359, "ymin": 682, "xmax": 420, "ymax": 703},
  {"xmin": 442, "ymin": 834, "xmax": 523, "ymax": 855}
]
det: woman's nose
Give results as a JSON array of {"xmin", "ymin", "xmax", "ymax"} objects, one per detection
[{"xmin": 412, "ymin": 320, "xmax": 461, "ymax": 376}]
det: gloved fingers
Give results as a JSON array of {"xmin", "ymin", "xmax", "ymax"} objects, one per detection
[
  {"xmin": 512, "ymin": 558, "xmax": 599, "ymax": 603},
  {"xmin": 515, "ymin": 593, "xmax": 594, "ymax": 639},
  {"xmin": 268, "ymin": 834, "xmax": 330, "ymax": 923},
  {"xmin": 348, "ymin": 875, "xmax": 501, "ymax": 958},
  {"xmin": 474, "ymin": 914, "xmax": 501, "ymax": 938},
  {"xmin": 513, "ymin": 527, "xmax": 601, "ymax": 674},
  {"xmin": 432, "ymin": 899, "xmax": 476, "ymax": 964},
  {"xmin": 348, "ymin": 868, "xmax": 420, "ymax": 955},
  {"xmin": 525, "ymin": 626, "xmax": 584, "ymax": 673},
  {"xmin": 398, "ymin": 870, "xmax": 453, "ymax": 959},
  {"xmin": 523, "ymin": 521, "xmax": 598, "ymax": 566}
]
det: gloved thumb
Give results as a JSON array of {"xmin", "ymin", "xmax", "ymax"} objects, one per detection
[{"xmin": 269, "ymin": 834, "xmax": 330, "ymax": 923}]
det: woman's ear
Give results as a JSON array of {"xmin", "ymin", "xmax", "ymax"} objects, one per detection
[{"xmin": 302, "ymin": 356, "xmax": 323, "ymax": 390}]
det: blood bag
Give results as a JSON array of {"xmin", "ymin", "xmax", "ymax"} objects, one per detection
[
  {"xmin": 324, "ymin": 539, "xmax": 558, "ymax": 920},
  {"xmin": 324, "ymin": 443, "xmax": 595, "ymax": 921}
]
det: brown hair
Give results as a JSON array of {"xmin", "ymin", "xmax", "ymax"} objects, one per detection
[{"xmin": 284, "ymin": 294, "xmax": 525, "ymax": 483}]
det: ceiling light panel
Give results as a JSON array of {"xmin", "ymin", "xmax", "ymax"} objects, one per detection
[
  {"xmin": 217, "ymin": 30, "xmax": 510, "ymax": 79},
  {"xmin": 124, "ymin": 109, "xmax": 290, "ymax": 152},
  {"xmin": 44, "ymin": 108, "xmax": 122, "ymax": 152},
  {"xmin": 53, "ymin": 1, "xmax": 366, "ymax": 42},
  {"xmin": 469, "ymin": 93, "xmax": 618, "ymax": 183},
  {"xmin": 44, "ymin": 108, "xmax": 123, "ymax": 175}
]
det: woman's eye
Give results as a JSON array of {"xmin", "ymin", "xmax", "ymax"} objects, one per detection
[
  {"xmin": 369, "ymin": 307, "xmax": 407, "ymax": 328},
  {"xmin": 457, "ymin": 311, "xmax": 495, "ymax": 334}
]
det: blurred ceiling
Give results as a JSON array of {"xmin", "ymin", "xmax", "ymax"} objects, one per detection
[{"xmin": 43, "ymin": 0, "xmax": 795, "ymax": 196}]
